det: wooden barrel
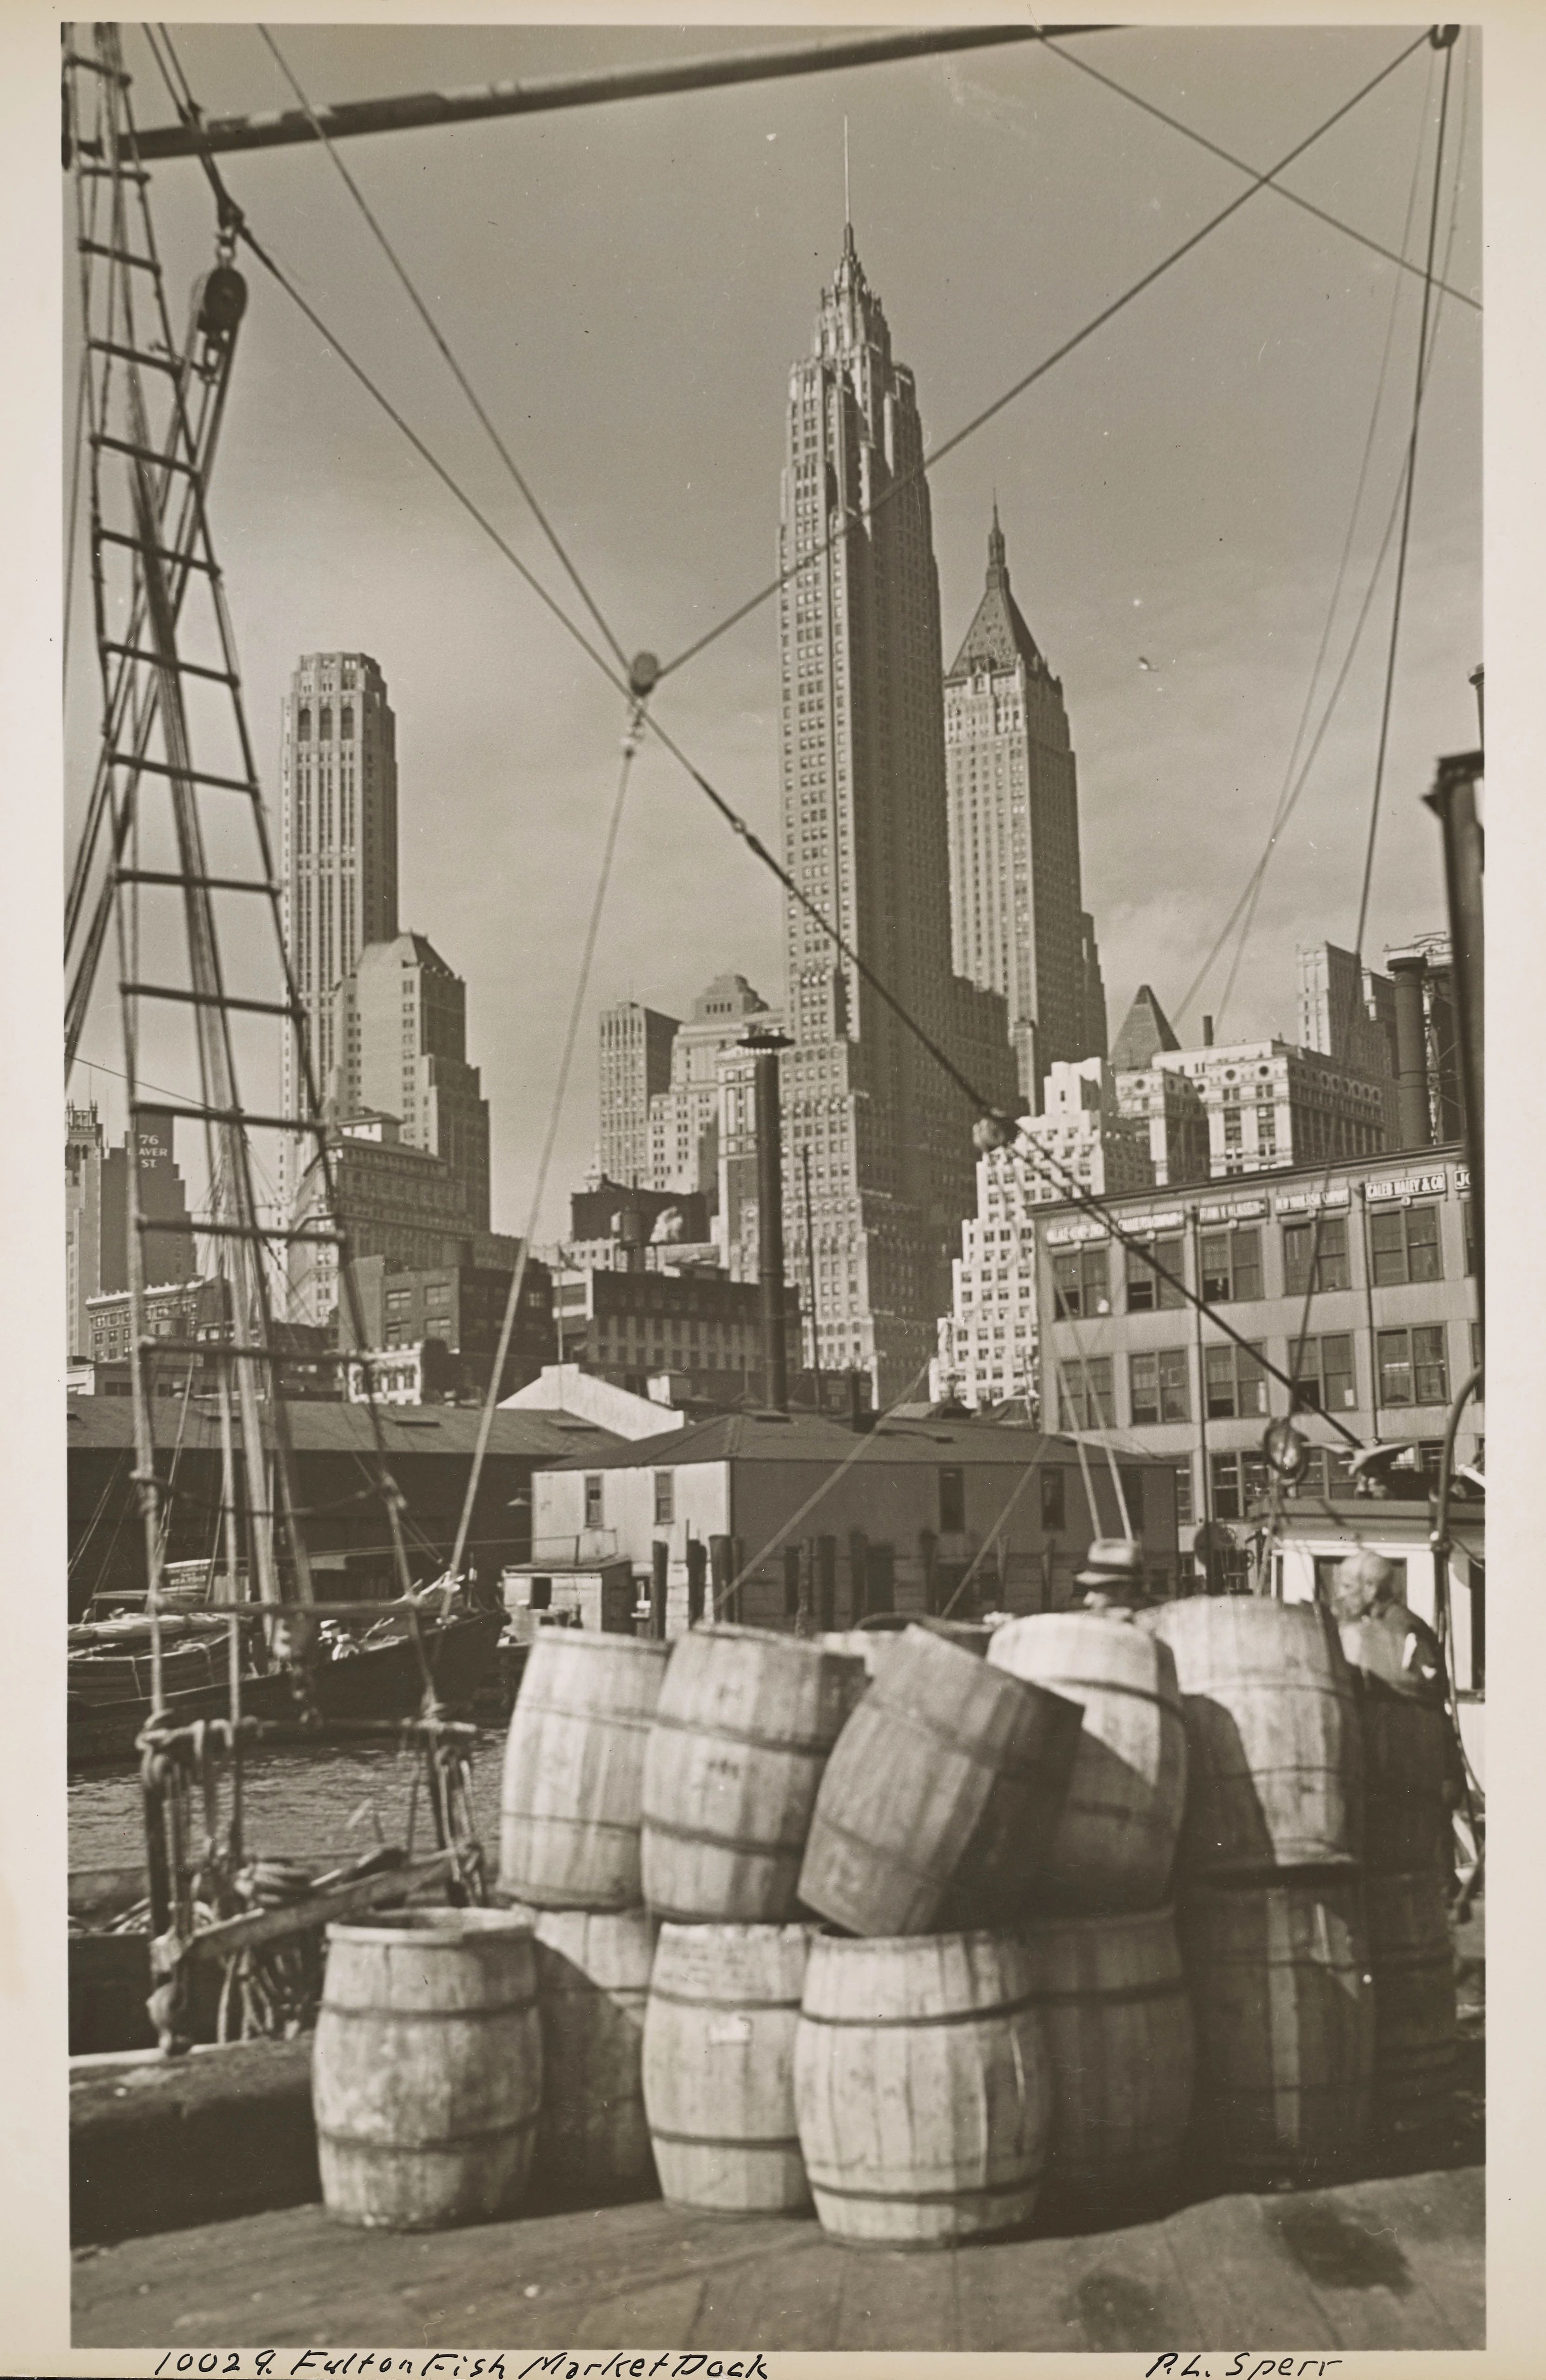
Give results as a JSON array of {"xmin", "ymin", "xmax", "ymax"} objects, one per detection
[
  {"xmin": 990, "ymin": 1613, "xmax": 1187, "ymax": 1913},
  {"xmin": 1365, "ymin": 1871, "xmax": 1457, "ymax": 2121},
  {"xmin": 525, "ymin": 1906, "xmax": 658, "ymax": 2201},
  {"xmin": 798, "ymin": 1626, "xmax": 1083, "ymax": 1936},
  {"xmin": 1179, "ymin": 1877, "xmax": 1373, "ymax": 2186},
  {"xmin": 313, "ymin": 1908, "xmax": 541, "ymax": 2231},
  {"xmin": 1151, "ymin": 1597, "xmax": 1362, "ymax": 1876},
  {"xmin": 641, "ymin": 1626, "xmax": 864, "ymax": 1923},
  {"xmin": 1352, "ymin": 1672, "xmax": 1451, "ymax": 1874},
  {"xmin": 642, "ymin": 1921, "xmax": 811, "ymax": 2214},
  {"xmin": 499, "ymin": 1633, "xmax": 670, "ymax": 1910},
  {"xmin": 794, "ymin": 1930, "xmax": 1052, "ymax": 2248},
  {"xmin": 1017, "ymin": 1907, "xmax": 1194, "ymax": 2202}
]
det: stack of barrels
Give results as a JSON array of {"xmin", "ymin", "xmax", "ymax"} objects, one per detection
[
  {"xmin": 791, "ymin": 1626, "xmax": 1080, "ymax": 2248},
  {"xmin": 309, "ymin": 1587, "xmax": 1459, "ymax": 2239},
  {"xmin": 1149, "ymin": 1598, "xmax": 1376, "ymax": 2188},
  {"xmin": 1341, "ymin": 1618, "xmax": 1459, "ymax": 2133}
]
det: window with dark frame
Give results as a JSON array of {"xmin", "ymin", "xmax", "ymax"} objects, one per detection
[
  {"xmin": 1173, "ymin": 1461, "xmax": 1195, "ymax": 1528},
  {"xmin": 1376, "ymin": 1323, "xmax": 1449, "ymax": 1407},
  {"xmin": 1203, "ymin": 1340, "xmax": 1269, "ymax": 1420},
  {"xmin": 1199, "ymin": 1226, "xmax": 1263, "ymax": 1304},
  {"xmin": 1282, "ymin": 1213, "xmax": 1351, "ymax": 1296},
  {"xmin": 583, "ymin": 1474, "xmax": 604, "ymax": 1528},
  {"xmin": 1368, "ymin": 1203, "xmax": 1443, "ymax": 1287},
  {"xmin": 1289, "ymin": 1332, "xmax": 1357, "ymax": 1415},
  {"xmin": 1039, "ymin": 1468, "xmax": 1066, "ymax": 1532},
  {"xmin": 1125, "ymin": 1235, "xmax": 1186, "ymax": 1312},
  {"xmin": 938, "ymin": 1466, "xmax": 966, "ymax": 1534},
  {"xmin": 1052, "ymin": 1244, "xmax": 1112, "ymax": 1318},
  {"xmin": 1129, "ymin": 1346, "xmax": 1191, "ymax": 1426},
  {"xmin": 653, "ymin": 1471, "xmax": 674, "ymax": 1527},
  {"xmin": 1210, "ymin": 1449, "xmax": 1270, "ymax": 1522}
]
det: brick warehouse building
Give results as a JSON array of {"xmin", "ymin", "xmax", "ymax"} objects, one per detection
[{"xmin": 1032, "ymin": 1141, "xmax": 1480, "ymax": 1550}]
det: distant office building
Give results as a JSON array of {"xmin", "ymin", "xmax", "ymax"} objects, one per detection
[
  {"xmin": 944, "ymin": 508, "xmax": 1104, "ymax": 1107},
  {"xmin": 934, "ymin": 1059, "xmax": 1149, "ymax": 1411},
  {"xmin": 1298, "ymin": 942, "xmax": 1401, "ymax": 1142},
  {"xmin": 599, "ymin": 1001, "xmax": 679, "ymax": 1188},
  {"xmin": 65, "ymin": 1105, "xmax": 197, "ymax": 1361},
  {"xmin": 552, "ymin": 1265, "xmax": 800, "ymax": 1406},
  {"xmin": 342, "ymin": 1251, "xmax": 555, "ymax": 1403},
  {"xmin": 87, "ymin": 1275, "xmax": 231, "ymax": 1369},
  {"xmin": 279, "ymin": 653, "xmax": 399, "ymax": 1198},
  {"xmin": 289, "ymin": 1112, "xmax": 518, "ymax": 1331},
  {"xmin": 1106, "ymin": 988, "xmax": 1385, "ymax": 1182},
  {"xmin": 646, "ymin": 975, "xmax": 774, "ymax": 1206},
  {"xmin": 331, "ymin": 934, "xmax": 491, "ymax": 1231},
  {"xmin": 778, "ymin": 226, "xmax": 1014, "ymax": 1397}
]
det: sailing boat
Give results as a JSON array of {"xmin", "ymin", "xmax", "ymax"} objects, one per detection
[{"xmin": 64, "ymin": 28, "xmax": 491, "ymax": 2049}]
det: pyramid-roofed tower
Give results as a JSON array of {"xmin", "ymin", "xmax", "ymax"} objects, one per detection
[{"xmin": 1110, "ymin": 985, "xmax": 1182, "ymax": 1073}]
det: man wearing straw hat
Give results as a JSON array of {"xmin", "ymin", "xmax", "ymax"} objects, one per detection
[{"xmin": 1076, "ymin": 1537, "xmax": 1149, "ymax": 1612}]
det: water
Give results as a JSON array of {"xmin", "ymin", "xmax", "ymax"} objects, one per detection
[{"xmin": 68, "ymin": 1732, "xmax": 509, "ymax": 1874}]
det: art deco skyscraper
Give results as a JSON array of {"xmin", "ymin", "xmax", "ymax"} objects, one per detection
[
  {"xmin": 944, "ymin": 509, "xmax": 1103, "ymax": 1109},
  {"xmin": 777, "ymin": 228, "xmax": 1014, "ymax": 1400},
  {"xmin": 279, "ymin": 654, "xmax": 399, "ymax": 1163}
]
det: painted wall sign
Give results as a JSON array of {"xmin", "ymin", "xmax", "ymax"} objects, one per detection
[
  {"xmin": 1273, "ymin": 1184, "xmax": 1352, "ymax": 1216},
  {"xmin": 1123, "ymin": 1210, "xmax": 1186, "ymax": 1239},
  {"xmin": 1197, "ymin": 1197, "xmax": 1268, "ymax": 1224},
  {"xmin": 1044, "ymin": 1220, "xmax": 1109, "ymax": 1246},
  {"xmin": 1363, "ymin": 1169, "xmax": 1448, "ymax": 1204}
]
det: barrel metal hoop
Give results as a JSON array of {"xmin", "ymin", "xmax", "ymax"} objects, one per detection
[
  {"xmin": 799, "ymin": 1990, "xmax": 1041, "ymax": 2031},
  {"xmin": 644, "ymin": 1813, "xmax": 801, "ymax": 1858},
  {"xmin": 809, "ymin": 2168, "xmax": 1040, "ymax": 2204},
  {"xmin": 1019, "ymin": 1672, "xmax": 1175, "ymax": 1710},
  {"xmin": 648, "ymin": 2126, "xmax": 802, "ymax": 2149},
  {"xmin": 805, "ymin": 1806, "xmax": 943, "ymax": 1886},
  {"xmin": 320, "ymin": 1997, "xmax": 537, "ymax": 2021},
  {"xmin": 319, "ymin": 2111, "xmax": 539, "ymax": 2150},
  {"xmin": 648, "ymin": 1708, "xmax": 837, "ymax": 1758},
  {"xmin": 647, "ymin": 1987, "xmax": 803, "ymax": 2013},
  {"xmin": 868, "ymin": 1693, "xmax": 1056, "ymax": 1778},
  {"xmin": 515, "ymin": 1699, "xmax": 654, "ymax": 1732}
]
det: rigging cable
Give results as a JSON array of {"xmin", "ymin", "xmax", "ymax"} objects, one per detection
[
  {"xmin": 655, "ymin": 29, "xmax": 1434, "ymax": 684},
  {"xmin": 445, "ymin": 695, "xmax": 648, "ymax": 1587},
  {"xmin": 1206, "ymin": 42, "xmax": 1439, "ymax": 1037},
  {"xmin": 251, "ymin": 25, "xmax": 630, "ymax": 674},
  {"xmin": 1038, "ymin": 30, "xmax": 1477, "ymax": 317}
]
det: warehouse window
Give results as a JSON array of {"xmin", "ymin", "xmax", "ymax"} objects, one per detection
[
  {"xmin": 1173, "ymin": 1462, "xmax": 1194, "ymax": 1528},
  {"xmin": 1369, "ymin": 1204, "xmax": 1443, "ymax": 1287},
  {"xmin": 1125, "ymin": 1236, "xmax": 1186, "ymax": 1312},
  {"xmin": 1200, "ymin": 1228, "xmax": 1262, "ymax": 1304},
  {"xmin": 1289, "ymin": 1332, "xmax": 1357, "ymax": 1415},
  {"xmin": 1210, "ymin": 1450, "xmax": 1269, "ymax": 1521},
  {"xmin": 1040, "ymin": 1468, "xmax": 1065, "ymax": 1531},
  {"xmin": 1204, "ymin": 1340, "xmax": 1269, "ymax": 1420},
  {"xmin": 1282, "ymin": 1214, "xmax": 1350, "ymax": 1296},
  {"xmin": 653, "ymin": 1471, "xmax": 674, "ymax": 1527},
  {"xmin": 584, "ymin": 1474, "xmax": 604, "ymax": 1527},
  {"xmin": 938, "ymin": 1466, "xmax": 966, "ymax": 1534},
  {"xmin": 1129, "ymin": 1347, "xmax": 1190, "ymax": 1427},
  {"xmin": 1377, "ymin": 1325, "xmax": 1449, "ymax": 1407},
  {"xmin": 1052, "ymin": 1245, "xmax": 1111, "ymax": 1318}
]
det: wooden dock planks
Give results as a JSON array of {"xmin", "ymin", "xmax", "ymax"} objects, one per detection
[{"xmin": 72, "ymin": 2163, "xmax": 1484, "ymax": 2352}]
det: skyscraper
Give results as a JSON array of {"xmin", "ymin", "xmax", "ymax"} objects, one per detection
[
  {"xmin": 279, "ymin": 653, "xmax": 399, "ymax": 1157},
  {"xmin": 332, "ymin": 934, "xmax": 491, "ymax": 1230},
  {"xmin": 598, "ymin": 1001, "xmax": 679, "ymax": 1188},
  {"xmin": 777, "ymin": 227, "xmax": 1014, "ymax": 1399},
  {"xmin": 944, "ymin": 509, "xmax": 1103, "ymax": 1107}
]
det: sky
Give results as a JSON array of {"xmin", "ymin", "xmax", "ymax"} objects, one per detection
[{"xmin": 62, "ymin": 21, "xmax": 1483, "ymax": 1246}]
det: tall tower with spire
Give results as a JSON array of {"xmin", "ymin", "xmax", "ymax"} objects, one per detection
[
  {"xmin": 776, "ymin": 231, "xmax": 1014, "ymax": 1401},
  {"xmin": 944, "ymin": 509, "xmax": 1103, "ymax": 1108}
]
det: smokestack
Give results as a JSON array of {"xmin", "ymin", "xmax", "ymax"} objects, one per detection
[
  {"xmin": 1202, "ymin": 1016, "xmax": 1214, "ymax": 1047},
  {"xmin": 745, "ymin": 1029, "xmax": 793, "ymax": 1411},
  {"xmin": 1389, "ymin": 954, "xmax": 1431, "ymax": 1149}
]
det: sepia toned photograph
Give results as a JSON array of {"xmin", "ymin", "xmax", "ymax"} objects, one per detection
[{"xmin": 57, "ymin": 16, "xmax": 1484, "ymax": 2358}]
